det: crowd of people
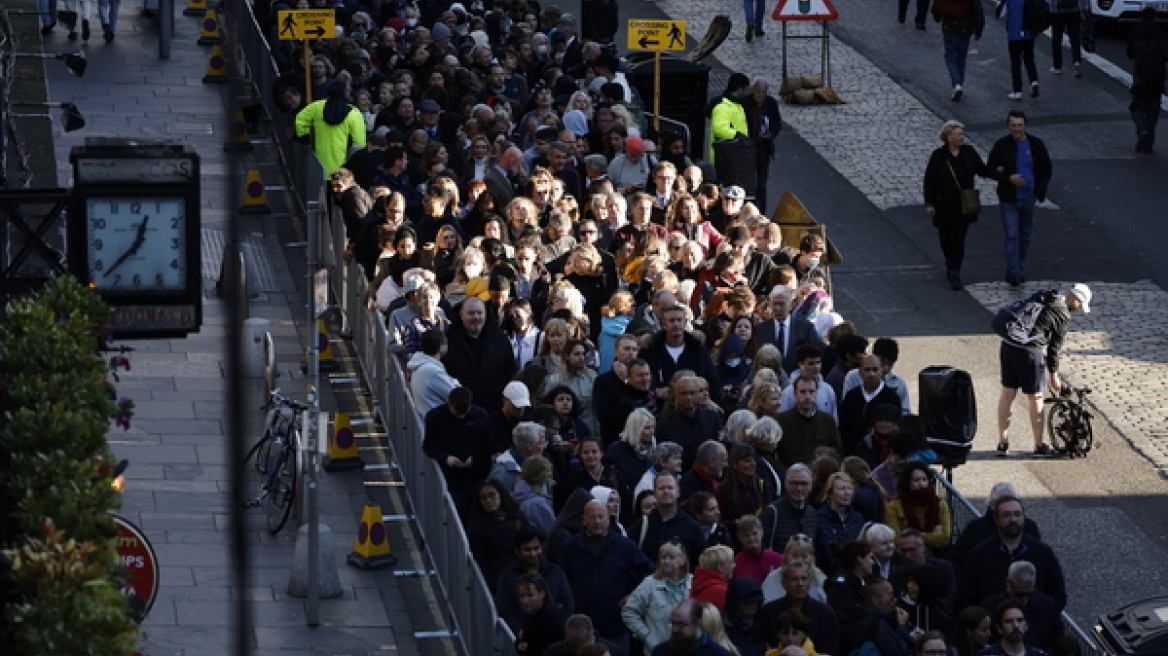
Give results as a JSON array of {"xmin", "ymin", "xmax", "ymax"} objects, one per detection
[{"xmin": 252, "ymin": 2, "xmax": 1089, "ymax": 655}]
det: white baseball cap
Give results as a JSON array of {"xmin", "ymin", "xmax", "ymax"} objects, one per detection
[
  {"xmin": 503, "ymin": 381, "xmax": 531, "ymax": 408},
  {"xmin": 1069, "ymin": 283, "xmax": 1092, "ymax": 314}
]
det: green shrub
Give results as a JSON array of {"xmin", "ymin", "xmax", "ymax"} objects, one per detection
[{"xmin": 0, "ymin": 276, "xmax": 138, "ymax": 651}]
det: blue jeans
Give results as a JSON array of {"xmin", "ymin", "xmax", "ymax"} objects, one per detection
[
  {"xmin": 99, "ymin": 0, "xmax": 120, "ymax": 30},
  {"xmin": 39, "ymin": 0, "xmax": 58, "ymax": 26},
  {"xmin": 943, "ymin": 31, "xmax": 971, "ymax": 86},
  {"xmin": 1000, "ymin": 195, "xmax": 1036, "ymax": 277},
  {"xmin": 744, "ymin": 0, "xmax": 766, "ymax": 24}
]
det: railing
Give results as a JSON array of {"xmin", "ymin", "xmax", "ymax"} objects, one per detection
[
  {"xmin": 644, "ymin": 113, "xmax": 692, "ymax": 155},
  {"xmin": 228, "ymin": 5, "xmax": 516, "ymax": 654},
  {"xmin": 935, "ymin": 474, "xmax": 1105, "ymax": 656},
  {"xmin": 328, "ymin": 203, "xmax": 518, "ymax": 656}
]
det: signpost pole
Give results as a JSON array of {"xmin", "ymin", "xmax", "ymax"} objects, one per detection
[
  {"xmin": 306, "ymin": 202, "xmax": 321, "ymax": 627},
  {"xmin": 653, "ymin": 51, "xmax": 661, "ymax": 134},
  {"xmin": 303, "ymin": 40, "xmax": 313, "ymax": 104}
]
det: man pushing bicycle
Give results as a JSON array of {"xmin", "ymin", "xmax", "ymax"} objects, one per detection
[{"xmin": 992, "ymin": 283, "xmax": 1092, "ymax": 458}]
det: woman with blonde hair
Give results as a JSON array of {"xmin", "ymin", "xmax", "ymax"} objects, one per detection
[
  {"xmin": 747, "ymin": 382, "xmax": 783, "ymax": 420},
  {"xmin": 922, "ymin": 118, "xmax": 994, "ymax": 291},
  {"xmin": 699, "ymin": 602, "xmax": 742, "ymax": 656},
  {"xmin": 597, "ymin": 290, "xmax": 636, "ymax": 374},
  {"xmin": 814, "ymin": 472, "xmax": 865, "ymax": 570},
  {"xmin": 445, "ymin": 247, "xmax": 487, "ymax": 305},
  {"xmin": 760, "ymin": 534, "xmax": 830, "ymax": 603},
  {"xmin": 531, "ymin": 317, "xmax": 570, "ymax": 374},
  {"xmin": 563, "ymin": 244, "xmax": 609, "ymax": 341},
  {"xmin": 568, "ymin": 90, "xmax": 594, "ymax": 119},
  {"xmin": 606, "ymin": 408, "xmax": 657, "ymax": 490},
  {"xmin": 749, "ymin": 344, "xmax": 790, "ymax": 390},
  {"xmin": 622, "ymin": 542, "xmax": 693, "ymax": 656},
  {"xmin": 505, "ymin": 196, "xmax": 540, "ymax": 244},
  {"xmin": 691, "ymin": 545, "xmax": 735, "ymax": 610}
]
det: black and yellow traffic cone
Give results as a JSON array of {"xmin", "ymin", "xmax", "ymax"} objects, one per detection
[
  {"xmin": 201, "ymin": 44, "xmax": 227, "ymax": 84},
  {"xmin": 197, "ymin": 6, "xmax": 222, "ymax": 45},
  {"xmin": 315, "ymin": 318, "xmax": 338, "ymax": 371},
  {"xmin": 224, "ymin": 109, "xmax": 254, "ymax": 151},
  {"xmin": 324, "ymin": 412, "xmax": 365, "ymax": 472},
  {"xmin": 183, "ymin": 0, "xmax": 207, "ymax": 17},
  {"xmin": 238, "ymin": 168, "xmax": 271, "ymax": 214},
  {"xmin": 347, "ymin": 504, "xmax": 396, "ymax": 570}
]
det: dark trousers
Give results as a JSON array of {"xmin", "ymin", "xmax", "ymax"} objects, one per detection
[
  {"xmin": 898, "ymin": 0, "xmax": 931, "ymax": 24},
  {"xmin": 1050, "ymin": 12, "xmax": 1083, "ymax": 69},
  {"xmin": 1132, "ymin": 94, "xmax": 1162, "ymax": 144},
  {"xmin": 937, "ymin": 215, "xmax": 971, "ymax": 274},
  {"xmin": 755, "ymin": 147, "xmax": 772, "ymax": 213},
  {"xmin": 1009, "ymin": 39, "xmax": 1039, "ymax": 92}
]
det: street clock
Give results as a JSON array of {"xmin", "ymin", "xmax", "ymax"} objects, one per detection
[{"xmin": 69, "ymin": 140, "xmax": 202, "ymax": 338}]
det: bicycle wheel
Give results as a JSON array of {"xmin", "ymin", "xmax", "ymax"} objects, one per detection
[
  {"xmin": 240, "ymin": 436, "xmax": 272, "ymax": 506},
  {"xmin": 1075, "ymin": 411, "xmax": 1095, "ymax": 456},
  {"xmin": 263, "ymin": 440, "xmax": 298, "ymax": 534},
  {"xmin": 1046, "ymin": 403, "xmax": 1075, "ymax": 455}
]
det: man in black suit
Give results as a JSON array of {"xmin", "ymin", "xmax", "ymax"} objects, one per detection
[
  {"xmin": 746, "ymin": 78, "xmax": 783, "ymax": 214},
  {"xmin": 484, "ymin": 145, "xmax": 521, "ymax": 209},
  {"xmin": 755, "ymin": 285, "xmax": 823, "ymax": 374}
]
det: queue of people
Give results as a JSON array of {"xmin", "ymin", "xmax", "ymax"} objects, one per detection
[{"xmin": 254, "ymin": 2, "xmax": 1088, "ymax": 655}]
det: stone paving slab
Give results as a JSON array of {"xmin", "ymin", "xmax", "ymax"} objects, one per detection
[{"xmin": 967, "ymin": 280, "xmax": 1168, "ymax": 474}]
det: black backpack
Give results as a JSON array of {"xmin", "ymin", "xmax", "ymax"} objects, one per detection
[
  {"xmin": 1022, "ymin": 0, "xmax": 1051, "ymax": 34},
  {"xmin": 991, "ymin": 290, "xmax": 1054, "ymax": 344}
]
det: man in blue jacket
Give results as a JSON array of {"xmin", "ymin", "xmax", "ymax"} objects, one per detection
[{"xmin": 560, "ymin": 500, "xmax": 653, "ymax": 653}]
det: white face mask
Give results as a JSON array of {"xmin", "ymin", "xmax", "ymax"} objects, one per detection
[
  {"xmin": 406, "ymin": 18, "xmax": 418, "ymax": 27},
  {"xmin": 805, "ymin": 256, "xmax": 821, "ymax": 270},
  {"xmin": 465, "ymin": 264, "xmax": 483, "ymax": 278},
  {"xmin": 725, "ymin": 358, "xmax": 742, "ymax": 368},
  {"xmin": 535, "ymin": 45, "xmax": 548, "ymax": 56}
]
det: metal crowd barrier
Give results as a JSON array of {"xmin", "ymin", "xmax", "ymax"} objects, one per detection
[
  {"xmin": 935, "ymin": 474, "xmax": 1104, "ymax": 656},
  {"xmin": 328, "ymin": 205, "xmax": 518, "ymax": 656}
]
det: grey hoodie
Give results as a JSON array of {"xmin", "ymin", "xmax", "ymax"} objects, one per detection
[{"xmin": 407, "ymin": 351, "xmax": 461, "ymax": 417}]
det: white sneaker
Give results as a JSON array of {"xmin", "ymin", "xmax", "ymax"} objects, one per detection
[
  {"xmin": 952, "ymin": 84, "xmax": 963, "ymax": 101},
  {"xmin": 1049, "ymin": 67, "xmax": 1062, "ymax": 73},
  {"xmin": 1008, "ymin": 91, "xmax": 1023, "ymax": 100}
]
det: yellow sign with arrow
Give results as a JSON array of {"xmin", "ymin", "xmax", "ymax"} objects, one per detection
[
  {"xmin": 626, "ymin": 19, "xmax": 686, "ymax": 51},
  {"xmin": 277, "ymin": 9, "xmax": 336, "ymax": 41}
]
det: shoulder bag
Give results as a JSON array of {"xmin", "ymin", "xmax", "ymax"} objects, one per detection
[{"xmin": 946, "ymin": 160, "xmax": 981, "ymax": 215}]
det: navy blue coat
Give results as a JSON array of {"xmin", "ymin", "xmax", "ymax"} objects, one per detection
[{"xmin": 559, "ymin": 531, "xmax": 654, "ymax": 639}]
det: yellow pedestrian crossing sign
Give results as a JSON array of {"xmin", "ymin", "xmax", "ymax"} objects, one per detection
[
  {"xmin": 626, "ymin": 19, "xmax": 686, "ymax": 51},
  {"xmin": 277, "ymin": 9, "xmax": 336, "ymax": 40}
]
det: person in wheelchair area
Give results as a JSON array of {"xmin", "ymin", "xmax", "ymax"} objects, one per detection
[{"xmin": 996, "ymin": 283, "xmax": 1092, "ymax": 458}]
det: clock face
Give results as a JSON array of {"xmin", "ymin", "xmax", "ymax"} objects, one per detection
[{"xmin": 85, "ymin": 197, "xmax": 188, "ymax": 293}]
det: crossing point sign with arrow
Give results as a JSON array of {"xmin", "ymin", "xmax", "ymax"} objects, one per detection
[
  {"xmin": 626, "ymin": 19, "xmax": 686, "ymax": 51},
  {"xmin": 277, "ymin": 9, "xmax": 336, "ymax": 40}
]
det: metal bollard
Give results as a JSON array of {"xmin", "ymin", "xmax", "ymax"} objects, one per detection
[{"xmin": 241, "ymin": 318, "xmax": 270, "ymax": 378}]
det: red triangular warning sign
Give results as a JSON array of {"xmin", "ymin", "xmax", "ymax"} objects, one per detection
[{"xmin": 773, "ymin": 0, "xmax": 839, "ymax": 21}]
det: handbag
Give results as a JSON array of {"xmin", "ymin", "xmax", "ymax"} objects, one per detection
[{"xmin": 947, "ymin": 160, "xmax": 980, "ymax": 215}]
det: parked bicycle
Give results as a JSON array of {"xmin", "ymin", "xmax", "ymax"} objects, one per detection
[
  {"xmin": 1044, "ymin": 377, "xmax": 1096, "ymax": 458},
  {"xmin": 242, "ymin": 389, "xmax": 307, "ymax": 533}
]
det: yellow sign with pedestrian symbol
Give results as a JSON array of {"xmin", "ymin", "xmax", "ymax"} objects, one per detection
[
  {"xmin": 626, "ymin": 19, "xmax": 686, "ymax": 51},
  {"xmin": 277, "ymin": 9, "xmax": 336, "ymax": 40}
]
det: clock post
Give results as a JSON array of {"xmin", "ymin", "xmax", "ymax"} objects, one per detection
[{"xmin": 68, "ymin": 140, "xmax": 202, "ymax": 339}]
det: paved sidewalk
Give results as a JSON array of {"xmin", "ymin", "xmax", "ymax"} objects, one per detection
[{"xmin": 36, "ymin": 4, "xmax": 434, "ymax": 656}]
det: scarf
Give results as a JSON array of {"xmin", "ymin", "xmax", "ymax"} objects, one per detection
[{"xmin": 900, "ymin": 487, "xmax": 941, "ymax": 531}]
